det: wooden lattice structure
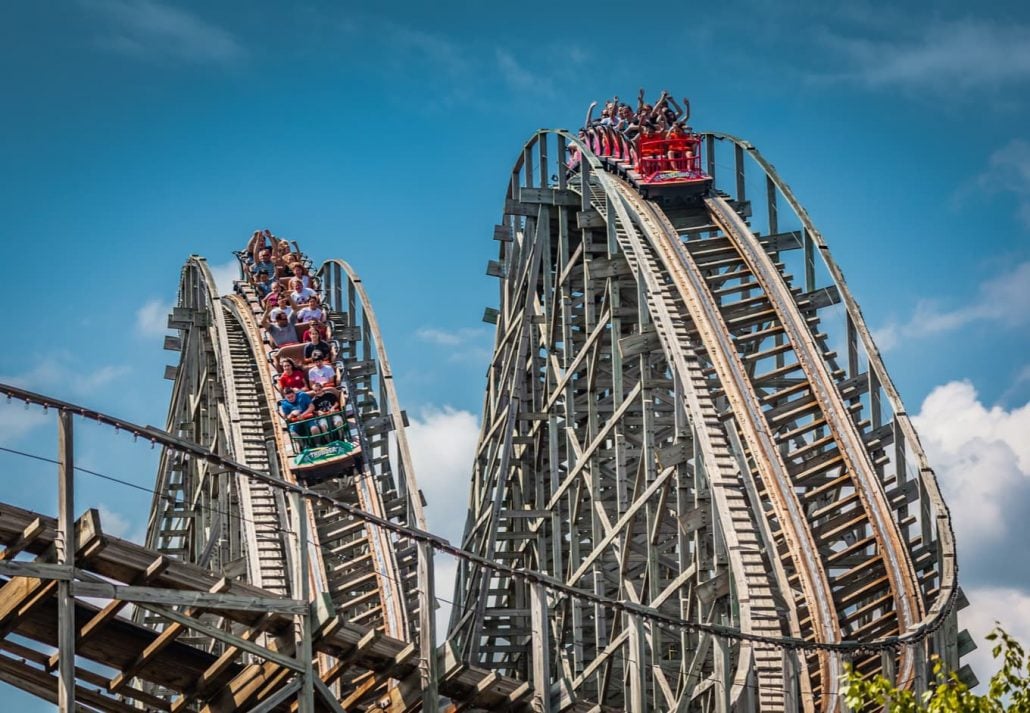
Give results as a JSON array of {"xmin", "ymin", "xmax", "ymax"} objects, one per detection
[{"xmin": 0, "ymin": 128, "xmax": 970, "ymax": 713}]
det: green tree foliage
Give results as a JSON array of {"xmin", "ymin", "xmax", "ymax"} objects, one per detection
[{"xmin": 841, "ymin": 627, "xmax": 1030, "ymax": 712}]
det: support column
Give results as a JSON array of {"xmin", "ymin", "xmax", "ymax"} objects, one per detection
[
  {"xmin": 627, "ymin": 613, "xmax": 648, "ymax": 713},
  {"xmin": 417, "ymin": 540, "xmax": 440, "ymax": 713},
  {"xmin": 913, "ymin": 644, "xmax": 927, "ymax": 701},
  {"xmin": 782, "ymin": 648, "xmax": 798, "ymax": 713},
  {"xmin": 714, "ymin": 634, "xmax": 730, "ymax": 713},
  {"xmin": 57, "ymin": 409, "xmax": 76, "ymax": 713},
  {"xmin": 292, "ymin": 492, "xmax": 315, "ymax": 713},
  {"xmin": 880, "ymin": 649, "xmax": 897, "ymax": 713},
  {"xmin": 530, "ymin": 582, "xmax": 553, "ymax": 713}
]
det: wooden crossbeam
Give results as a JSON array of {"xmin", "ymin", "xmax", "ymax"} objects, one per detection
[
  {"xmin": 0, "ymin": 639, "xmax": 171, "ymax": 711},
  {"xmin": 0, "ymin": 518, "xmax": 45, "ymax": 561},
  {"xmin": 0, "ymin": 577, "xmax": 57, "ymax": 640},
  {"xmin": 48, "ymin": 555, "xmax": 170, "ymax": 672},
  {"xmin": 340, "ymin": 668, "xmax": 390, "ymax": 709},
  {"xmin": 452, "ymin": 671, "xmax": 500, "ymax": 712},
  {"xmin": 109, "ymin": 577, "xmax": 231, "ymax": 693},
  {"xmin": 169, "ymin": 612, "xmax": 275, "ymax": 712},
  {"xmin": 0, "ymin": 651, "xmax": 141, "ymax": 713},
  {"xmin": 322, "ymin": 627, "xmax": 379, "ymax": 687},
  {"xmin": 200, "ymin": 661, "xmax": 288, "ymax": 713}
]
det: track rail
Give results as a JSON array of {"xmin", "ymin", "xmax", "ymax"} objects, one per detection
[
  {"xmin": 221, "ymin": 305, "xmax": 292, "ymax": 596},
  {"xmin": 591, "ymin": 178, "xmax": 796, "ymax": 711},
  {"xmin": 701, "ymin": 132, "xmax": 957, "ymax": 633},
  {"xmin": 230, "ymin": 273, "xmax": 413, "ymax": 644}
]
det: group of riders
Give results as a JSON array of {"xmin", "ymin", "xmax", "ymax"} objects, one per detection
[
  {"xmin": 237, "ymin": 230, "xmax": 352, "ymax": 447},
  {"xmin": 570, "ymin": 89, "xmax": 700, "ymax": 176}
]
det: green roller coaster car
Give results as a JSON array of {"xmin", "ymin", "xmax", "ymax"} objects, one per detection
[
  {"xmin": 286, "ymin": 416, "xmax": 363, "ymax": 481},
  {"xmin": 294, "ymin": 439, "xmax": 358, "ymax": 468}
]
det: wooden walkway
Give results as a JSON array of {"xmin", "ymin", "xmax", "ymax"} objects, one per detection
[{"xmin": 0, "ymin": 501, "xmax": 604, "ymax": 712}]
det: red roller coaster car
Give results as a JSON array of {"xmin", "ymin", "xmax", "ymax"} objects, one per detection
[{"xmin": 579, "ymin": 125, "xmax": 712, "ymax": 190}]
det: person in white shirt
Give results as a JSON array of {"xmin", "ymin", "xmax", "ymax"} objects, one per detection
[
  {"xmin": 297, "ymin": 295, "xmax": 326, "ymax": 324},
  {"xmin": 288, "ymin": 278, "xmax": 316, "ymax": 308},
  {"xmin": 307, "ymin": 354, "xmax": 337, "ymax": 389}
]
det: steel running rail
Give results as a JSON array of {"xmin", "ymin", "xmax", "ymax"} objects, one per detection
[
  {"xmin": 607, "ymin": 178, "xmax": 841, "ymax": 707},
  {"xmin": 705, "ymin": 195, "xmax": 924, "ymax": 679},
  {"xmin": 317, "ymin": 258, "xmax": 427, "ymax": 534}
]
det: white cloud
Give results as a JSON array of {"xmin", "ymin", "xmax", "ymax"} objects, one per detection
[
  {"xmin": 405, "ymin": 406, "xmax": 479, "ymax": 547},
  {"xmin": 914, "ymin": 381, "xmax": 1030, "ymax": 590},
  {"xmin": 208, "ymin": 259, "xmax": 240, "ymax": 297},
  {"xmin": 960, "ymin": 586, "xmax": 1030, "ymax": 690},
  {"xmin": 415, "ymin": 326, "xmax": 493, "ymax": 364},
  {"xmin": 97, "ymin": 504, "xmax": 132, "ymax": 539},
  {"xmin": 415, "ymin": 327, "xmax": 488, "ymax": 347},
  {"xmin": 433, "ymin": 556, "xmax": 458, "ymax": 644},
  {"xmin": 405, "ymin": 406, "xmax": 479, "ymax": 636},
  {"xmin": 0, "ymin": 356, "xmax": 130, "ymax": 400},
  {"xmin": 83, "ymin": 0, "xmax": 246, "ymax": 66},
  {"xmin": 914, "ymin": 381, "xmax": 1030, "ymax": 684},
  {"xmin": 977, "ymin": 139, "xmax": 1030, "ymax": 227},
  {"xmin": 817, "ymin": 20, "xmax": 1030, "ymax": 91},
  {"xmin": 135, "ymin": 298, "xmax": 172, "ymax": 337},
  {"xmin": 875, "ymin": 261, "xmax": 1030, "ymax": 350}
]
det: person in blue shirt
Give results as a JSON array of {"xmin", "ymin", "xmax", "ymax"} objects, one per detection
[
  {"xmin": 279, "ymin": 387, "xmax": 315, "ymax": 438},
  {"xmin": 251, "ymin": 248, "xmax": 278, "ymax": 282}
]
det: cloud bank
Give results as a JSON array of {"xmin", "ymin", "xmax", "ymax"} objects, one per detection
[
  {"xmin": 403, "ymin": 405, "xmax": 480, "ymax": 641},
  {"xmin": 914, "ymin": 379, "xmax": 1030, "ymax": 681}
]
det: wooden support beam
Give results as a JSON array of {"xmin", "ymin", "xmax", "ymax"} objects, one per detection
[
  {"xmin": 340, "ymin": 669, "xmax": 390, "ymax": 709},
  {"xmin": 0, "ymin": 578, "xmax": 58, "ymax": 638},
  {"xmin": 0, "ymin": 652, "xmax": 141, "ymax": 713},
  {"xmin": 204, "ymin": 663, "xmax": 293, "ymax": 713},
  {"xmin": 56, "ymin": 409, "xmax": 75, "ymax": 713},
  {"xmin": 39, "ymin": 556, "xmax": 170, "ymax": 673},
  {"xmin": 169, "ymin": 612, "xmax": 275, "ymax": 712},
  {"xmin": 576, "ymin": 209, "xmax": 605, "ymax": 229},
  {"xmin": 530, "ymin": 582, "xmax": 553, "ymax": 713},
  {"xmin": 108, "ymin": 612, "xmax": 192, "ymax": 692},
  {"xmin": 109, "ymin": 578, "xmax": 232, "ymax": 693},
  {"xmin": 0, "ymin": 518, "xmax": 45, "ymax": 561},
  {"xmin": 519, "ymin": 187, "xmax": 579, "ymax": 206},
  {"xmin": 312, "ymin": 677, "xmax": 347, "ymax": 713}
]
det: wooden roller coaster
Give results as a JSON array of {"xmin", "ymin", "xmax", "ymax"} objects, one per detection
[{"xmin": 0, "ymin": 125, "xmax": 969, "ymax": 712}]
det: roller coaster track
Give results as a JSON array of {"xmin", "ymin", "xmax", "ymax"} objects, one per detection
[
  {"xmin": 448, "ymin": 129, "xmax": 961, "ymax": 711},
  {"xmin": 594, "ymin": 178, "xmax": 795, "ymax": 710},
  {"xmin": 0, "ymin": 128, "xmax": 963, "ymax": 713}
]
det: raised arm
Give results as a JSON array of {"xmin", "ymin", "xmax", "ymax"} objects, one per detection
[
  {"xmin": 651, "ymin": 90, "xmax": 670, "ymax": 120},
  {"xmin": 584, "ymin": 100, "xmax": 597, "ymax": 128},
  {"xmin": 244, "ymin": 231, "xmax": 261, "ymax": 260},
  {"xmin": 665, "ymin": 95, "xmax": 684, "ymax": 121}
]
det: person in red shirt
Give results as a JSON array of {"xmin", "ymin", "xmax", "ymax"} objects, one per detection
[{"xmin": 278, "ymin": 358, "xmax": 308, "ymax": 393}]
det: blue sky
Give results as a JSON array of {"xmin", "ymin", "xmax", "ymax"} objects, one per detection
[{"xmin": 1, "ymin": 1, "xmax": 1029, "ymax": 707}]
